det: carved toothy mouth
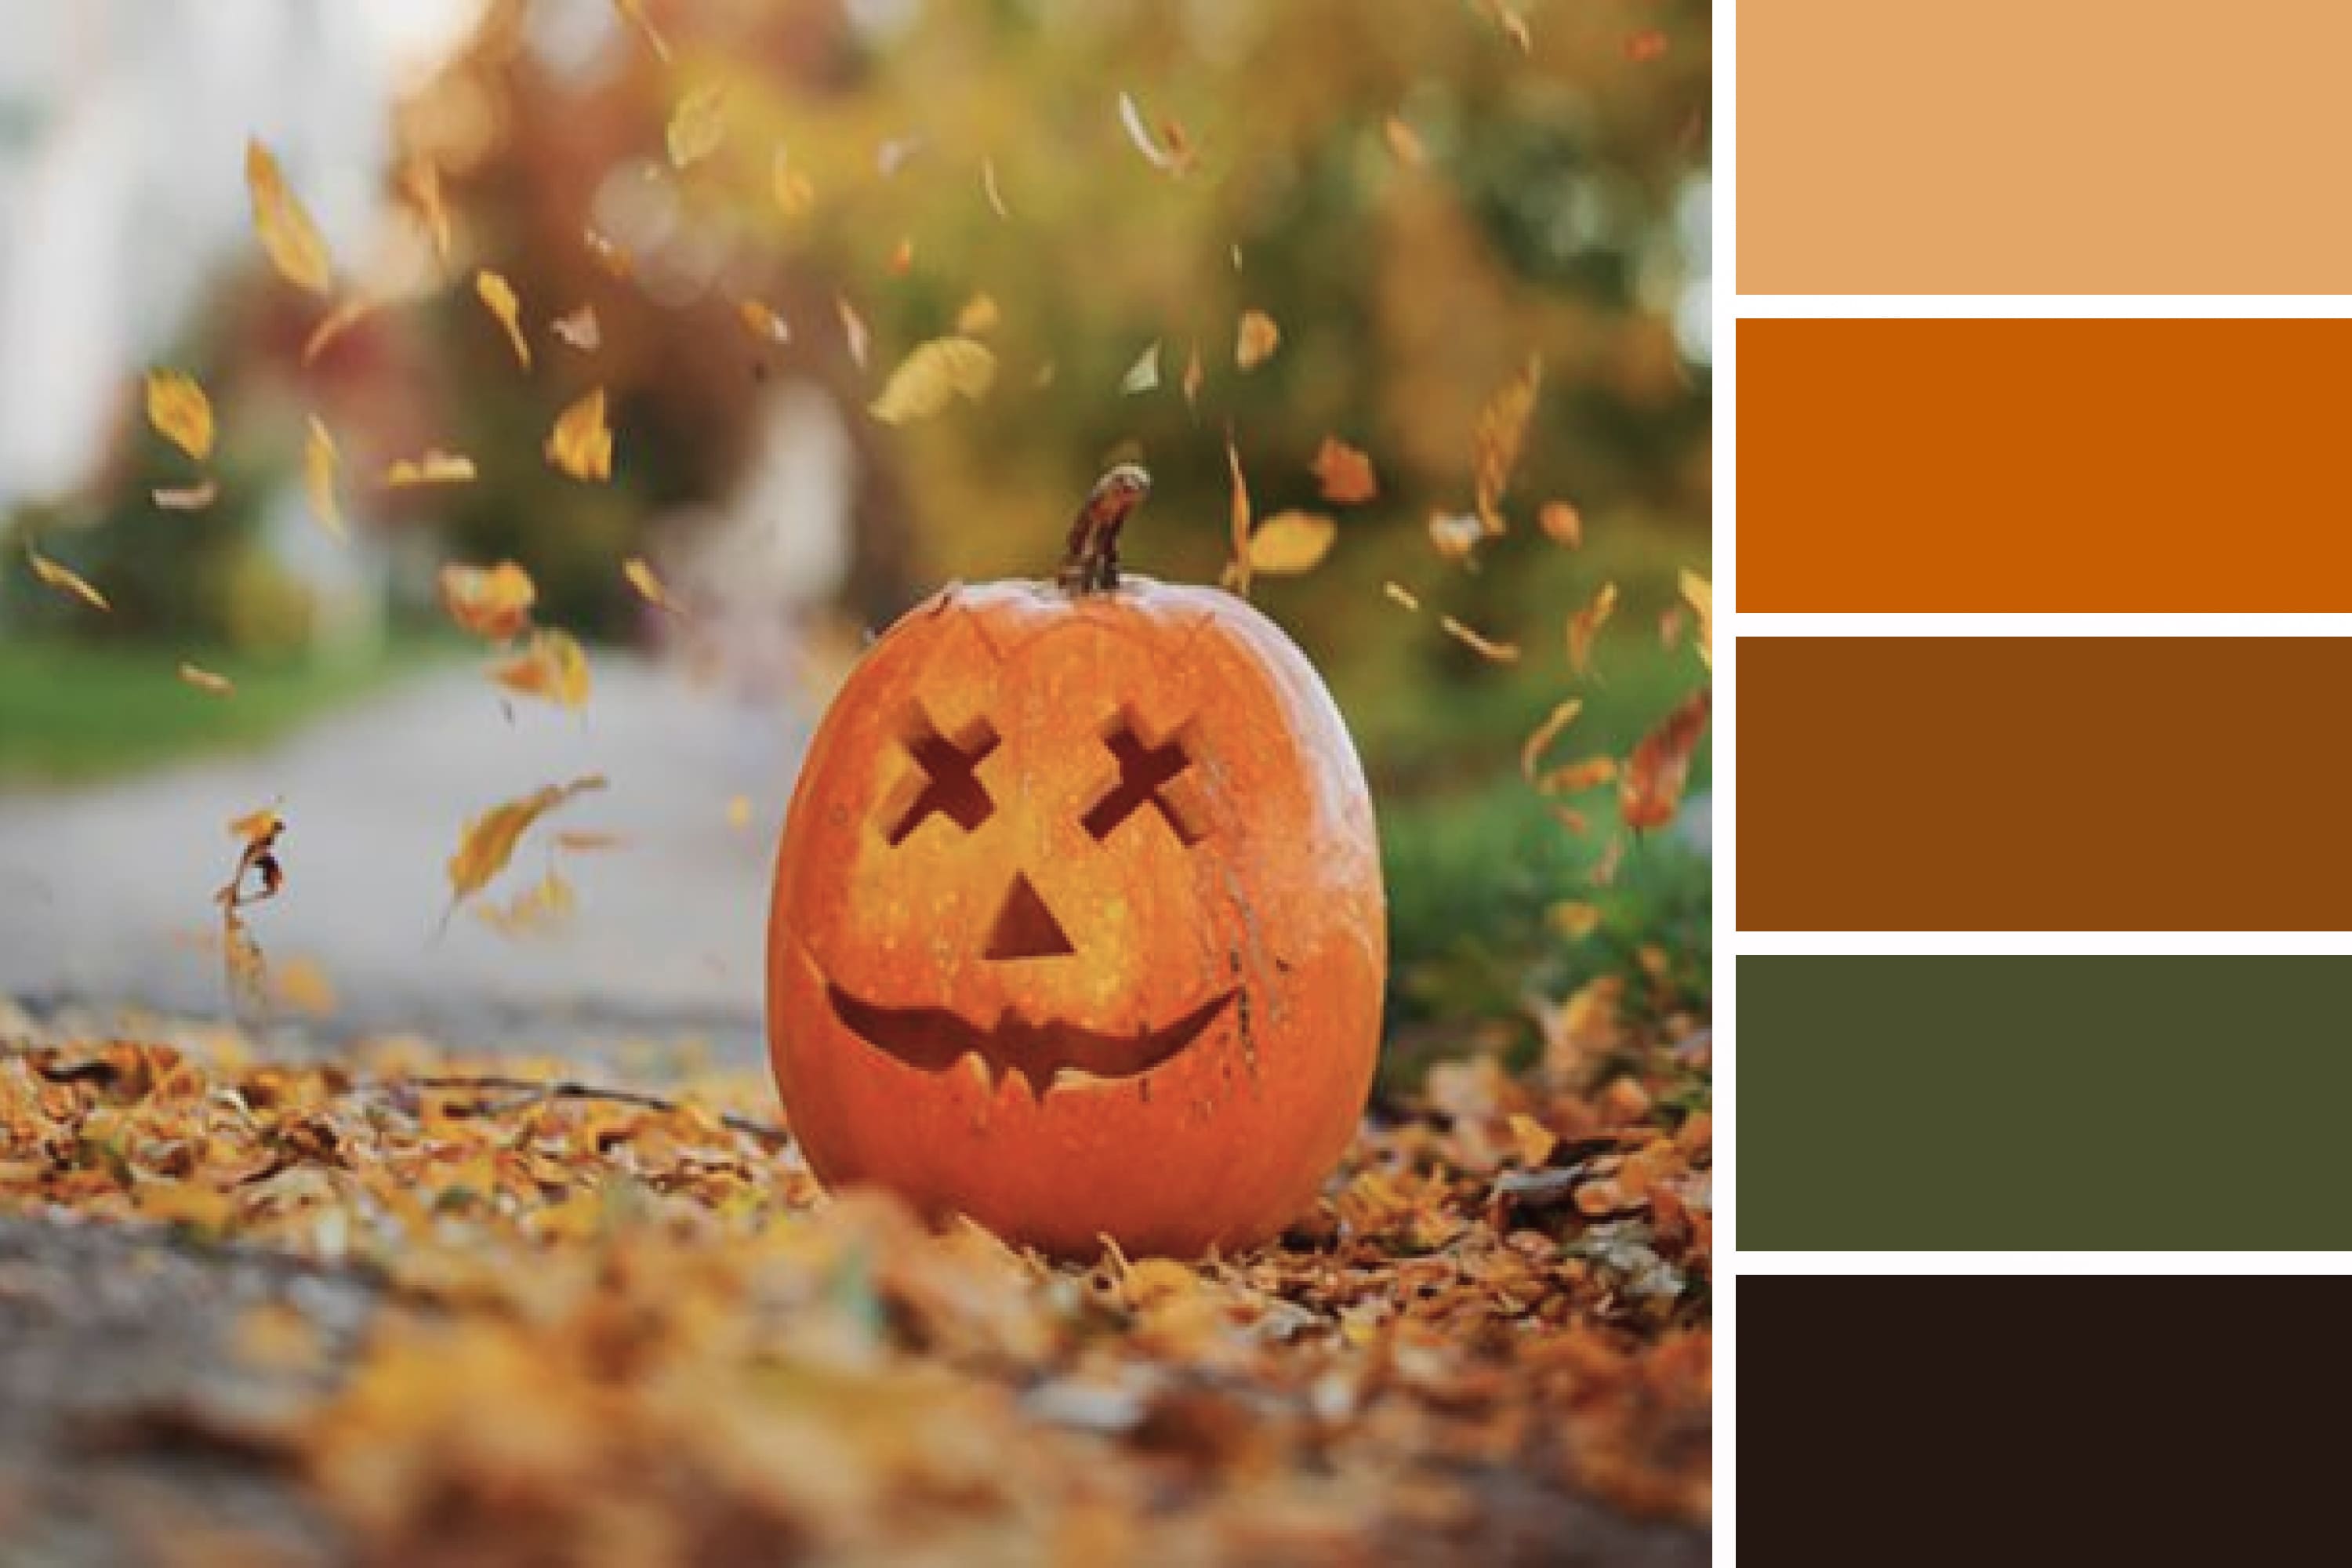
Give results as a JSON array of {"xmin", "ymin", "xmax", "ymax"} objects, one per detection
[{"xmin": 825, "ymin": 983, "xmax": 1237, "ymax": 1093}]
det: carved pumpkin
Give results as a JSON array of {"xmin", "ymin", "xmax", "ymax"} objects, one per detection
[{"xmin": 767, "ymin": 465, "xmax": 1385, "ymax": 1258}]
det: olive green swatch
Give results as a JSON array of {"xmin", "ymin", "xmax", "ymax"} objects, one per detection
[{"xmin": 1740, "ymin": 955, "xmax": 2352, "ymax": 1250}]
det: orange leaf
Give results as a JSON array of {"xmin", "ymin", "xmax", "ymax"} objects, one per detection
[
  {"xmin": 1473, "ymin": 356, "xmax": 1541, "ymax": 533},
  {"xmin": 1540, "ymin": 500, "xmax": 1583, "ymax": 548},
  {"xmin": 1310, "ymin": 437, "xmax": 1379, "ymax": 504},
  {"xmin": 302, "ymin": 297, "xmax": 379, "ymax": 367},
  {"xmin": 446, "ymin": 775, "xmax": 607, "ymax": 906},
  {"xmin": 1568, "ymin": 583, "xmax": 1618, "ymax": 677},
  {"xmin": 1235, "ymin": 310, "xmax": 1280, "ymax": 372},
  {"xmin": 489, "ymin": 629, "xmax": 592, "ymax": 710},
  {"xmin": 245, "ymin": 139, "xmax": 332, "ymax": 296},
  {"xmin": 1519, "ymin": 699, "xmax": 1584, "ymax": 785},
  {"xmin": 1620, "ymin": 690, "xmax": 1711, "ymax": 832},
  {"xmin": 545, "ymin": 390, "xmax": 612, "ymax": 481},
  {"xmin": 440, "ymin": 561, "xmax": 536, "ymax": 641},
  {"xmin": 1384, "ymin": 116, "xmax": 1428, "ymax": 169}
]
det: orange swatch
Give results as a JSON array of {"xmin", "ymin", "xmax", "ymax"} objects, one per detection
[
  {"xmin": 1740, "ymin": 319, "xmax": 2352, "ymax": 612},
  {"xmin": 1740, "ymin": 637, "xmax": 2352, "ymax": 931},
  {"xmin": 1742, "ymin": 1, "xmax": 2352, "ymax": 293}
]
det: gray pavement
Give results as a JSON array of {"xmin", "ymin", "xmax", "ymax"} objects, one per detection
[{"xmin": 0, "ymin": 655, "xmax": 805, "ymax": 1054}]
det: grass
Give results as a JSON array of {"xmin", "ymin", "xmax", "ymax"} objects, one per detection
[{"xmin": 0, "ymin": 638, "xmax": 435, "ymax": 786}]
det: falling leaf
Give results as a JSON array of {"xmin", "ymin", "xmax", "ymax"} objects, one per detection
[
  {"xmin": 1235, "ymin": 310, "xmax": 1280, "ymax": 372},
  {"xmin": 1310, "ymin": 438, "xmax": 1378, "ymax": 505},
  {"xmin": 552, "ymin": 306, "xmax": 602, "ymax": 352},
  {"xmin": 302, "ymin": 298, "xmax": 379, "ymax": 366},
  {"xmin": 1441, "ymin": 615, "xmax": 1519, "ymax": 663},
  {"xmin": 956, "ymin": 294, "xmax": 1001, "ymax": 336},
  {"xmin": 613, "ymin": 0, "xmax": 671, "ymax": 61},
  {"xmin": 1384, "ymin": 117, "xmax": 1428, "ymax": 169},
  {"xmin": 1120, "ymin": 341, "xmax": 1161, "ymax": 395},
  {"xmin": 178, "ymin": 662, "xmax": 234, "ymax": 696},
  {"xmin": 1225, "ymin": 436, "xmax": 1254, "ymax": 598},
  {"xmin": 546, "ymin": 390, "xmax": 613, "ymax": 481},
  {"xmin": 1116, "ymin": 91, "xmax": 1195, "ymax": 176},
  {"xmin": 1567, "ymin": 583, "xmax": 1619, "ymax": 677},
  {"xmin": 1546, "ymin": 902, "xmax": 1603, "ymax": 942},
  {"xmin": 474, "ymin": 270, "xmax": 533, "ymax": 369},
  {"xmin": 1519, "ymin": 699, "xmax": 1584, "ymax": 786},
  {"xmin": 725, "ymin": 795, "xmax": 753, "ymax": 829},
  {"xmin": 227, "ymin": 806, "xmax": 282, "ymax": 846},
  {"xmin": 1181, "ymin": 341, "xmax": 1204, "ymax": 411},
  {"xmin": 623, "ymin": 557, "xmax": 681, "ymax": 616},
  {"xmin": 1620, "ymin": 690, "xmax": 1711, "ymax": 832},
  {"xmin": 1625, "ymin": 28, "xmax": 1669, "ymax": 63},
  {"xmin": 553, "ymin": 830, "xmax": 625, "ymax": 854},
  {"xmin": 153, "ymin": 481, "xmax": 218, "ymax": 513},
  {"xmin": 836, "ymin": 297, "xmax": 871, "ymax": 371},
  {"xmin": 738, "ymin": 299, "xmax": 792, "ymax": 345},
  {"xmin": 400, "ymin": 158, "xmax": 452, "ymax": 264},
  {"xmin": 440, "ymin": 561, "xmax": 537, "ymax": 641},
  {"xmin": 1679, "ymin": 571, "xmax": 1713, "ymax": 668},
  {"xmin": 446, "ymin": 775, "xmax": 608, "ymax": 908},
  {"xmin": 1383, "ymin": 580, "xmax": 1421, "ymax": 612},
  {"xmin": 771, "ymin": 147, "xmax": 815, "ymax": 219},
  {"xmin": 474, "ymin": 868, "xmax": 578, "ymax": 938},
  {"xmin": 1540, "ymin": 500, "xmax": 1583, "ymax": 548},
  {"xmin": 245, "ymin": 139, "xmax": 332, "ymax": 296},
  {"xmin": 1247, "ymin": 512, "xmax": 1338, "ymax": 575},
  {"xmin": 1474, "ymin": 356, "xmax": 1541, "ymax": 533},
  {"xmin": 1659, "ymin": 606, "xmax": 1687, "ymax": 653},
  {"xmin": 1475, "ymin": 0, "xmax": 1534, "ymax": 53},
  {"xmin": 221, "ymin": 908, "xmax": 268, "ymax": 1015},
  {"xmin": 1427, "ymin": 512, "xmax": 1484, "ymax": 561},
  {"xmin": 490, "ymin": 629, "xmax": 592, "ymax": 710},
  {"xmin": 584, "ymin": 226, "xmax": 634, "ymax": 279},
  {"xmin": 886, "ymin": 237, "xmax": 915, "ymax": 276},
  {"xmin": 304, "ymin": 416, "xmax": 343, "ymax": 539},
  {"xmin": 218, "ymin": 808, "xmax": 285, "ymax": 908},
  {"xmin": 26, "ymin": 549, "xmax": 108, "ymax": 612},
  {"xmin": 981, "ymin": 157, "xmax": 1011, "ymax": 219},
  {"xmin": 384, "ymin": 450, "xmax": 477, "ymax": 487},
  {"xmin": 145, "ymin": 371, "xmax": 215, "ymax": 461},
  {"xmin": 666, "ymin": 83, "xmax": 728, "ymax": 168},
  {"xmin": 869, "ymin": 338, "xmax": 998, "ymax": 425},
  {"xmin": 1538, "ymin": 757, "xmax": 1619, "ymax": 796}
]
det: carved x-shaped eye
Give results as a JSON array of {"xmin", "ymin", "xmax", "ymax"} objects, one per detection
[
  {"xmin": 1083, "ymin": 708, "xmax": 1206, "ymax": 846},
  {"xmin": 882, "ymin": 707, "xmax": 1000, "ymax": 844}
]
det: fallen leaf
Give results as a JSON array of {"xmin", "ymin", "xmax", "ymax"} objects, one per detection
[
  {"xmin": 552, "ymin": 306, "xmax": 601, "ymax": 352},
  {"xmin": 1680, "ymin": 571, "xmax": 1713, "ymax": 668},
  {"xmin": 1474, "ymin": 356, "xmax": 1541, "ymax": 533},
  {"xmin": 446, "ymin": 775, "xmax": 608, "ymax": 906},
  {"xmin": 1620, "ymin": 690, "xmax": 1711, "ymax": 832},
  {"xmin": 1120, "ymin": 340, "xmax": 1161, "ymax": 395},
  {"xmin": 474, "ymin": 270, "xmax": 532, "ymax": 369},
  {"xmin": 1383, "ymin": 580, "xmax": 1421, "ymax": 612},
  {"xmin": 490, "ymin": 629, "xmax": 593, "ymax": 710},
  {"xmin": 384, "ymin": 450, "xmax": 477, "ymax": 487},
  {"xmin": 26, "ymin": 549, "xmax": 108, "ymax": 612},
  {"xmin": 1235, "ymin": 310, "xmax": 1280, "ymax": 372},
  {"xmin": 440, "ymin": 561, "xmax": 537, "ymax": 641},
  {"xmin": 666, "ymin": 82, "xmax": 728, "ymax": 168},
  {"xmin": 1311, "ymin": 438, "xmax": 1378, "ymax": 504},
  {"xmin": 956, "ymin": 294, "xmax": 1001, "ymax": 336},
  {"xmin": 154, "ymin": 481, "xmax": 218, "ymax": 513},
  {"xmin": 303, "ymin": 298, "xmax": 379, "ymax": 366},
  {"xmin": 546, "ymin": 390, "xmax": 613, "ymax": 481},
  {"xmin": 738, "ymin": 299, "xmax": 792, "ymax": 345},
  {"xmin": 869, "ymin": 338, "xmax": 998, "ymax": 425},
  {"xmin": 836, "ymin": 297, "xmax": 870, "ymax": 370},
  {"xmin": 146, "ymin": 371, "xmax": 215, "ymax": 461},
  {"xmin": 1567, "ymin": 583, "xmax": 1619, "ymax": 677},
  {"xmin": 1384, "ymin": 116, "xmax": 1428, "ymax": 169},
  {"xmin": 245, "ymin": 139, "xmax": 332, "ymax": 296},
  {"xmin": 178, "ymin": 662, "xmax": 234, "ymax": 696},
  {"xmin": 1509, "ymin": 1112, "xmax": 1560, "ymax": 1165},
  {"xmin": 1441, "ymin": 615, "xmax": 1519, "ymax": 663},
  {"xmin": 1247, "ymin": 512, "xmax": 1338, "ymax": 576},
  {"xmin": 304, "ymin": 417, "xmax": 343, "ymax": 539},
  {"xmin": 1519, "ymin": 699, "xmax": 1584, "ymax": 785},
  {"xmin": 623, "ymin": 557, "xmax": 681, "ymax": 615},
  {"xmin": 1540, "ymin": 500, "xmax": 1583, "ymax": 548}
]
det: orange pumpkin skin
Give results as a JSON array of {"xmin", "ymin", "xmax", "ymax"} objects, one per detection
[{"xmin": 767, "ymin": 576, "xmax": 1384, "ymax": 1259}]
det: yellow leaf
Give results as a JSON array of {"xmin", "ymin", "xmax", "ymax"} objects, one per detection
[
  {"xmin": 489, "ymin": 629, "xmax": 592, "ymax": 710},
  {"xmin": 1508, "ymin": 1111, "xmax": 1560, "ymax": 1164},
  {"xmin": 1247, "ymin": 511, "xmax": 1337, "ymax": 575},
  {"xmin": 245, "ymin": 139, "xmax": 332, "ymax": 296},
  {"xmin": 26, "ymin": 549, "xmax": 108, "ymax": 612},
  {"xmin": 1537, "ymin": 757, "xmax": 1618, "ymax": 796},
  {"xmin": 446, "ymin": 775, "xmax": 607, "ymax": 906},
  {"xmin": 1235, "ymin": 310, "xmax": 1280, "ymax": 372},
  {"xmin": 440, "ymin": 561, "xmax": 536, "ymax": 641},
  {"xmin": 1441, "ymin": 615, "xmax": 1519, "ymax": 663},
  {"xmin": 1680, "ymin": 570, "xmax": 1714, "ymax": 668},
  {"xmin": 145, "ymin": 371, "xmax": 214, "ymax": 460},
  {"xmin": 1382, "ymin": 580, "xmax": 1421, "ymax": 612},
  {"xmin": 622, "ymin": 556, "xmax": 681, "ymax": 615},
  {"xmin": 869, "ymin": 337, "xmax": 997, "ymax": 425},
  {"xmin": 178, "ymin": 662, "xmax": 234, "ymax": 697},
  {"xmin": 955, "ymin": 293, "xmax": 1001, "ymax": 336},
  {"xmin": 383, "ymin": 450, "xmax": 477, "ymax": 487},
  {"xmin": 1567, "ymin": 583, "xmax": 1619, "ymax": 677},
  {"xmin": 473, "ymin": 867, "xmax": 577, "ymax": 938},
  {"xmin": 153, "ymin": 481, "xmax": 218, "ymax": 513},
  {"xmin": 666, "ymin": 82, "xmax": 728, "ymax": 169},
  {"xmin": 272, "ymin": 955, "xmax": 339, "ymax": 1018},
  {"xmin": 301, "ymin": 297, "xmax": 378, "ymax": 366},
  {"xmin": 304, "ymin": 417, "xmax": 343, "ymax": 539},
  {"xmin": 1520, "ymin": 699, "xmax": 1584, "ymax": 785},
  {"xmin": 545, "ymin": 390, "xmax": 612, "ymax": 481},
  {"xmin": 474, "ymin": 270, "xmax": 532, "ymax": 369}
]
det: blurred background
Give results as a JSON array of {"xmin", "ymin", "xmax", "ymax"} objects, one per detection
[{"xmin": 0, "ymin": 0, "xmax": 1710, "ymax": 1079}]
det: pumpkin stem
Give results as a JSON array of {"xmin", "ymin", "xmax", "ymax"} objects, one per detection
[{"xmin": 1058, "ymin": 463, "xmax": 1152, "ymax": 595}]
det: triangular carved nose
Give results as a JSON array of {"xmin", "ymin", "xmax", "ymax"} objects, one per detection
[{"xmin": 985, "ymin": 872, "xmax": 1076, "ymax": 960}]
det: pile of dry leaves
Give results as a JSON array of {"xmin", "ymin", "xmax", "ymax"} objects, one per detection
[{"xmin": 0, "ymin": 971, "xmax": 1707, "ymax": 1564}]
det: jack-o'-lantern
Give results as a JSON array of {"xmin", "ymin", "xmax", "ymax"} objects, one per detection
[{"xmin": 767, "ymin": 465, "xmax": 1385, "ymax": 1258}]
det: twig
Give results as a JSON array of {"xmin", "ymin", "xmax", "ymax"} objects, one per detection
[{"xmin": 405, "ymin": 1073, "xmax": 793, "ymax": 1148}]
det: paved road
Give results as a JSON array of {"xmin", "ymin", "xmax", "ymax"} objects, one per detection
[{"xmin": 0, "ymin": 656, "xmax": 806, "ymax": 1054}]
